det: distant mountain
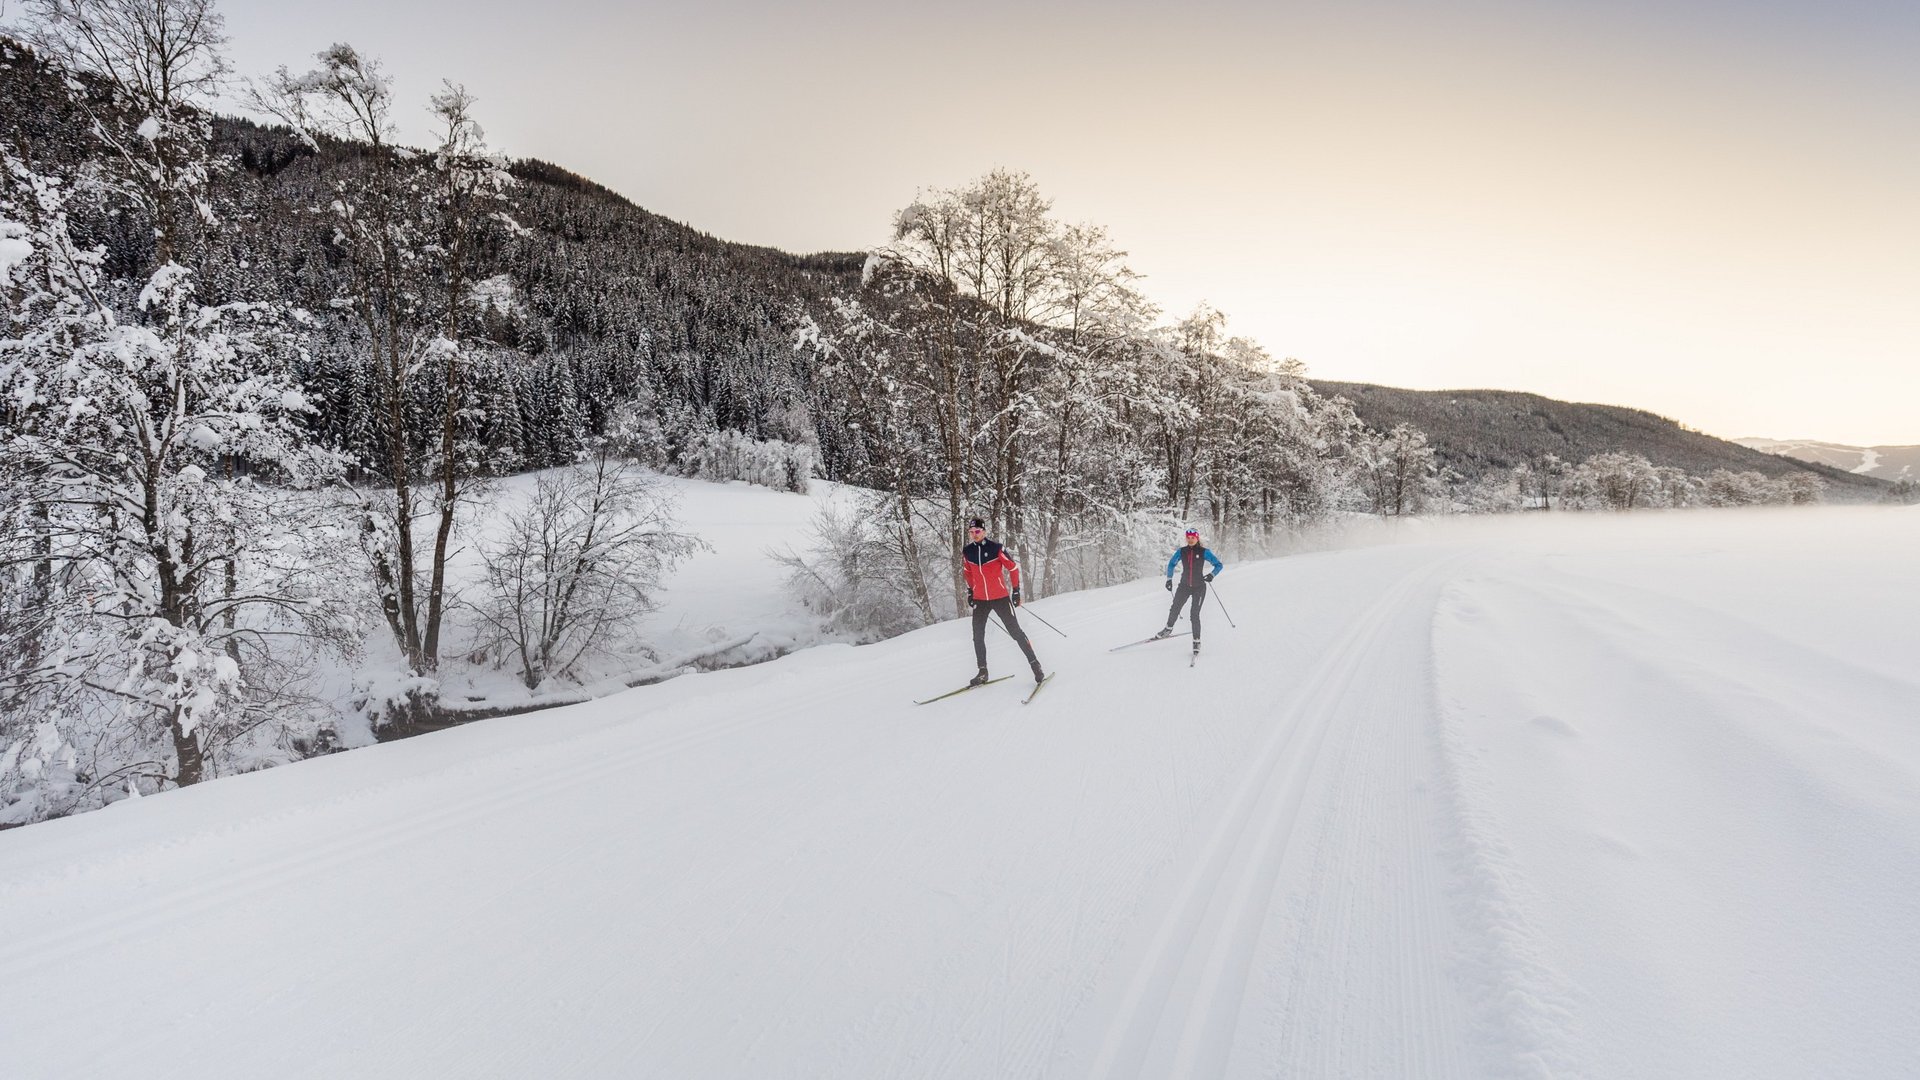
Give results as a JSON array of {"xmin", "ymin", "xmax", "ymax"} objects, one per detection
[
  {"xmin": 1733, "ymin": 439, "xmax": 1920, "ymax": 482},
  {"xmin": 1311, "ymin": 382, "xmax": 1887, "ymax": 499}
]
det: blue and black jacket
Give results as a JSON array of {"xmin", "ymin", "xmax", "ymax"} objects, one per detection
[{"xmin": 1166, "ymin": 545, "xmax": 1224, "ymax": 588}]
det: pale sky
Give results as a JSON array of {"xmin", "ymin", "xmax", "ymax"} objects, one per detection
[{"xmin": 209, "ymin": 0, "xmax": 1918, "ymax": 445}]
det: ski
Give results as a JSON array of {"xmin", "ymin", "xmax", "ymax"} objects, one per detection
[
  {"xmin": 914, "ymin": 675, "xmax": 1012, "ymax": 705},
  {"xmin": 1021, "ymin": 673, "xmax": 1055, "ymax": 705},
  {"xmin": 1108, "ymin": 633, "xmax": 1180, "ymax": 653}
]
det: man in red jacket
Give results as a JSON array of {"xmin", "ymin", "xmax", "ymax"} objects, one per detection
[{"xmin": 961, "ymin": 517, "xmax": 1046, "ymax": 686}]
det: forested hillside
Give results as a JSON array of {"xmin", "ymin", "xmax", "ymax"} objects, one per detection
[{"xmin": 1314, "ymin": 381, "xmax": 1885, "ymax": 499}]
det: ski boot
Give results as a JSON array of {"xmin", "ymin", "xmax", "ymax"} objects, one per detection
[
  {"xmin": 1031, "ymin": 661, "xmax": 1047, "ymax": 684},
  {"xmin": 1151, "ymin": 626, "xmax": 1173, "ymax": 640},
  {"xmin": 967, "ymin": 668, "xmax": 991, "ymax": 688}
]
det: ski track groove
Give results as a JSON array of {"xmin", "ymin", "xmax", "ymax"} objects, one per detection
[{"xmin": 1085, "ymin": 555, "xmax": 1464, "ymax": 1080}]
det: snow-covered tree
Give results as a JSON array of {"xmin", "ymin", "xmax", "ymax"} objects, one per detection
[
  {"xmin": 253, "ymin": 44, "xmax": 517, "ymax": 683},
  {"xmin": 471, "ymin": 444, "xmax": 700, "ymax": 689},
  {"xmin": 771, "ymin": 492, "xmax": 950, "ymax": 643},
  {"xmin": 1779, "ymin": 472, "xmax": 1824, "ymax": 506},
  {"xmin": 1516, "ymin": 453, "xmax": 1567, "ymax": 510},
  {"xmin": 16, "ymin": 0, "xmax": 231, "ymax": 263},
  {"xmin": 1565, "ymin": 452, "xmax": 1661, "ymax": 511},
  {"xmin": 2, "ymin": 113, "xmax": 340, "ymax": 804},
  {"xmin": 1355, "ymin": 423, "xmax": 1437, "ymax": 516}
]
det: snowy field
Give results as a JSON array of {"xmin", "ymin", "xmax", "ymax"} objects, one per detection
[{"xmin": 2, "ymin": 506, "xmax": 1916, "ymax": 1079}]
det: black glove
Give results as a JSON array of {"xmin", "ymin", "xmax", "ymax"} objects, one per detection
[
  {"xmin": 1011, "ymin": 588, "xmax": 1022, "ymax": 606},
  {"xmin": 966, "ymin": 589, "xmax": 977, "ymax": 609},
  {"xmin": 1204, "ymin": 572, "xmax": 1215, "ymax": 582},
  {"xmin": 1164, "ymin": 579, "xmax": 1174, "ymax": 592}
]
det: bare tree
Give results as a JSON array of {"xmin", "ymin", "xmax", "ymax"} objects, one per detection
[
  {"xmin": 473, "ymin": 451, "xmax": 702, "ymax": 690},
  {"xmin": 770, "ymin": 493, "xmax": 946, "ymax": 643}
]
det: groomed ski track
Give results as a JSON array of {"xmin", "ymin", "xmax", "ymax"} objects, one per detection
[{"xmin": 3, "ymin": 509, "xmax": 1917, "ymax": 1079}]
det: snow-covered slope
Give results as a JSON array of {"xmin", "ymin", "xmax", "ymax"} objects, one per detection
[
  {"xmin": 1737, "ymin": 437, "xmax": 1920, "ymax": 481},
  {"xmin": 3, "ymin": 508, "xmax": 1917, "ymax": 1079}
]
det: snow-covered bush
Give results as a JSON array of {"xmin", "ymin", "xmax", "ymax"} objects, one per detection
[
  {"xmin": 677, "ymin": 428, "xmax": 815, "ymax": 494},
  {"xmin": 652, "ymin": 402, "xmax": 814, "ymax": 493},
  {"xmin": 771, "ymin": 495, "xmax": 946, "ymax": 643},
  {"xmin": 1702, "ymin": 469, "xmax": 1776, "ymax": 507},
  {"xmin": 1457, "ymin": 469, "xmax": 1528, "ymax": 514}
]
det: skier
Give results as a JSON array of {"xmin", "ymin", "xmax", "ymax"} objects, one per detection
[
  {"xmin": 1154, "ymin": 528, "xmax": 1224, "ymax": 653},
  {"xmin": 961, "ymin": 518, "xmax": 1046, "ymax": 687}
]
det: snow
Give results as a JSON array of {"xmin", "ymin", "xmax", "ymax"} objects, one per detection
[
  {"xmin": 0, "ymin": 224, "xmax": 31, "ymax": 280},
  {"xmin": 630, "ymin": 476, "xmax": 851, "ymax": 654},
  {"xmin": 1, "ymin": 506, "xmax": 1916, "ymax": 1078},
  {"xmin": 467, "ymin": 273, "xmax": 520, "ymax": 314}
]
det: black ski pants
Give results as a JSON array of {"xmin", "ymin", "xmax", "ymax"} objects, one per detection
[
  {"xmin": 972, "ymin": 597, "xmax": 1040, "ymax": 671},
  {"xmin": 1166, "ymin": 582, "xmax": 1207, "ymax": 640}
]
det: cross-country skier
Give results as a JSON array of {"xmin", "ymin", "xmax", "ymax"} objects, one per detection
[
  {"xmin": 1154, "ymin": 528, "xmax": 1224, "ymax": 652},
  {"xmin": 961, "ymin": 518, "xmax": 1046, "ymax": 686}
]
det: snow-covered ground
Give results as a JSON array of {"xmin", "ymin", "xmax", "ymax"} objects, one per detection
[{"xmin": 2, "ymin": 507, "xmax": 1916, "ymax": 1078}]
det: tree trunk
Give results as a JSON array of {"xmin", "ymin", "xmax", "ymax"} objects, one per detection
[{"xmin": 168, "ymin": 708, "xmax": 205, "ymax": 787}]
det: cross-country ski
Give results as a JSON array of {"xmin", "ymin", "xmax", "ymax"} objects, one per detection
[
  {"xmin": 912, "ymin": 675, "xmax": 1013, "ymax": 705},
  {"xmin": 1021, "ymin": 672, "xmax": 1055, "ymax": 704},
  {"xmin": 1108, "ymin": 632, "xmax": 1183, "ymax": 652}
]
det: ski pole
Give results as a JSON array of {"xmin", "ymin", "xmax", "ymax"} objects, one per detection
[
  {"xmin": 1018, "ymin": 604, "xmax": 1067, "ymax": 638},
  {"xmin": 1207, "ymin": 584, "xmax": 1238, "ymax": 629}
]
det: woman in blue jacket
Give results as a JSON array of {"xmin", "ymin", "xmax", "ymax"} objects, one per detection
[{"xmin": 1154, "ymin": 528, "xmax": 1224, "ymax": 651}]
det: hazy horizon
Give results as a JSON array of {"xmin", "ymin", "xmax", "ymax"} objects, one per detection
[{"xmin": 191, "ymin": 0, "xmax": 1917, "ymax": 446}]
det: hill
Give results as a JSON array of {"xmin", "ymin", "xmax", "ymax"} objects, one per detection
[
  {"xmin": 1, "ymin": 34, "xmax": 867, "ymax": 473},
  {"xmin": 1313, "ymin": 381, "xmax": 1886, "ymax": 498},
  {"xmin": 2, "ymin": 508, "xmax": 1916, "ymax": 1076},
  {"xmin": 1735, "ymin": 438, "xmax": 1920, "ymax": 482},
  {"xmin": 8, "ymin": 38, "xmax": 1884, "ymax": 506}
]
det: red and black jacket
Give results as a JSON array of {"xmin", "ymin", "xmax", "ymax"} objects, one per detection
[{"xmin": 962, "ymin": 539, "xmax": 1021, "ymax": 601}]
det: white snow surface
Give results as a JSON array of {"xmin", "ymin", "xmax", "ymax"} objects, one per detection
[{"xmin": 3, "ymin": 507, "xmax": 1918, "ymax": 1079}]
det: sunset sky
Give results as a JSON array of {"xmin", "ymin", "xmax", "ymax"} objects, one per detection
[{"xmin": 212, "ymin": 0, "xmax": 1918, "ymax": 445}]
